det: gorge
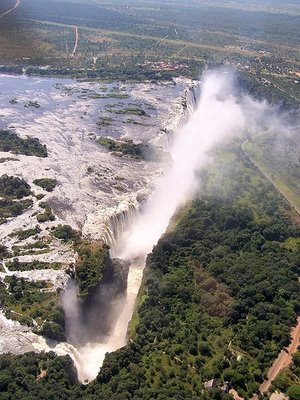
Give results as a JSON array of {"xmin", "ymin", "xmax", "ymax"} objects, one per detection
[{"xmin": 63, "ymin": 69, "xmax": 257, "ymax": 381}]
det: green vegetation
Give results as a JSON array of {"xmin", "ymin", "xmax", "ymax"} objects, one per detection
[
  {"xmin": 0, "ymin": 277, "xmax": 65, "ymax": 340},
  {"xmin": 0, "ymin": 0, "xmax": 299, "ymax": 110},
  {"xmin": 39, "ymin": 321, "xmax": 66, "ymax": 342},
  {"xmin": 33, "ymin": 178, "xmax": 57, "ymax": 192},
  {"xmin": 35, "ymin": 193, "xmax": 45, "ymax": 200},
  {"xmin": 0, "ymin": 175, "xmax": 33, "ymax": 223},
  {"xmin": 0, "ymin": 139, "xmax": 298, "ymax": 399},
  {"xmin": 96, "ymin": 116, "xmax": 113, "ymax": 127},
  {"xmin": 287, "ymin": 385, "xmax": 300, "ymax": 400},
  {"xmin": 0, "ymin": 0, "xmax": 299, "ymax": 396},
  {"xmin": 25, "ymin": 100, "xmax": 41, "ymax": 109},
  {"xmin": 0, "ymin": 156, "xmax": 19, "ymax": 163},
  {"xmin": 272, "ymin": 351, "xmax": 300, "ymax": 398},
  {"xmin": 125, "ymin": 118, "xmax": 151, "ymax": 126},
  {"xmin": 6, "ymin": 259, "xmax": 61, "ymax": 271},
  {"xmin": 52, "ymin": 224, "xmax": 80, "ymax": 241},
  {"xmin": 0, "ymin": 198, "xmax": 33, "ymax": 224},
  {"xmin": 83, "ymin": 143, "xmax": 300, "ymax": 399},
  {"xmin": 97, "ymin": 137, "xmax": 147, "ymax": 159},
  {"xmin": 0, "ymin": 130, "xmax": 47, "ymax": 157},
  {"xmin": 10, "ymin": 225, "xmax": 41, "ymax": 240},
  {"xmin": 78, "ymin": 92, "xmax": 129, "ymax": 100},
  {"xmin": 243, "ymin": 131, "xmax": 300, "ymax": 212},
  {"xmin": 108, "ymin": 92, "xmax": 129, "ymax": 99},
  {"xmin": 12, "ymin": 241, "xmax": 50, "ymax": 256},
  {"xmin": 0, "ymin": 245, "xmax": 9, "ymax": 259},
  {"xmin": 36, "ymin": 202, "xmax": 55, "ymax": 223},
  {"xmin": 75, "ymin": 242, "xmax": 110, "ymax": 297},
  {"xmin": 237, "ymin": 71, "xmax": 299, "ymax": 111},
  {"xmin": 0, "ymin": 175, "xmax": 31, "ymax": 199},
  {"xmin": 91, "ymin": 207, "xmax": 298, "ymax": 398},
  {"xmin": 0, "ymin": 352, "xmax": 78, "ymax": 399}
]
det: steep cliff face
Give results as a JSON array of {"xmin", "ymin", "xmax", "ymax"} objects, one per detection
[
  {"xmin": 75, "ymin": 242, "xmax": 111, "ymax": 299},
  {"xmin": 63, "ymin": 242, "xmax": 129, "ymax": 347},
  {"xmin": 80, "ymin": 257, "xmax": 129, "ymax": 341}
]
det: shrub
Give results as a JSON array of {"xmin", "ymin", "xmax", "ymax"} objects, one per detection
[
  {"xmin": 52, "ymin": 224, "xmax": 80, "ymax": 241},
  {"xmin": 33, "ymin": 178, "xmax": 57, "ymax": 192}
]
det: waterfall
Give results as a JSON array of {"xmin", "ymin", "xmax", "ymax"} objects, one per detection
[
  {"xmin": 150, "ymin": 82, "xmax": 200, "ymax": 152},
  {"xmin": 99, "ymin": 199, "xmax": 139, "ymax": 254},
  {"xmin": 150, "ymin": 127, "xmax": 174, "ymax": 151},
  {"xmin": 98, "ymin": 69, "xmax": 245, "ymax": 366},
  {"xmin": 60, "ymin": 77, "xmax": 206, "ymax": 383},
  {"xmin": 99, "ymin": 83, "xmax": 200, "ymax": 253},
  {"xmin": 105, "ymin": 259, "xmax": 145, "ymax": 345}
]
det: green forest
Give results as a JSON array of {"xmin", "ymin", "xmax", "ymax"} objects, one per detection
[
  {"xmin": 33, "ymin": 178, "xmax": 57, "ymax": 192},
  {"xmin": 0, "ymin": 140, "xmax": 299, "ymax": 399},
  {"xmin": 0, "ymin": 276, "xmax": 66, "ymax": 341}
]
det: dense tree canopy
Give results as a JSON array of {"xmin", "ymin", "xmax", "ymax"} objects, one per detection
[{"xmin": 0, "ymin": 142, "xmax": 299, "ymax": 399}]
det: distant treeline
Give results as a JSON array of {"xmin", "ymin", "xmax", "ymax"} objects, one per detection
[{"xmin": 237, "ymin": 71, "xmax": 300, "ymax": 111}]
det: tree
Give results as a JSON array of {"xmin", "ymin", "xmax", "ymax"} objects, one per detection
[{"xmin": 287, "ymin": 385, "xmax": 300, "ymax": 400}]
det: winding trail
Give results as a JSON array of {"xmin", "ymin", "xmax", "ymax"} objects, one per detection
[
  {"xmin": 71, "ymin": 26, "xmax": 79, "ymax": 58},
  {"xmin": 0, "ymin": 0, "xmax": 20, "ymax": 18}
]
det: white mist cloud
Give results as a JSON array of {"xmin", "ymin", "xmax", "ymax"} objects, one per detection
[{"xmin": 118, "ymin": 69, "xmax": 245, "ymax": 260}]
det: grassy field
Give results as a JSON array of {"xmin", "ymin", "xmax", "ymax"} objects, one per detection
[{"xmin": 243, "ymin": 135, "xmax": 300, "ymax": 216}]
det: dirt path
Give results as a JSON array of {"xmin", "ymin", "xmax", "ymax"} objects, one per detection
[
  {"xmin": 0, "ymin": 0, "xmax": 20, "ymax": 18},
  {"xmin": 71, "ymin": 26, "xmax": 78, "ymax": 58},
  {"xmin": 258, "ymin": 317, "xmax": 300, "ymax": 394}
]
